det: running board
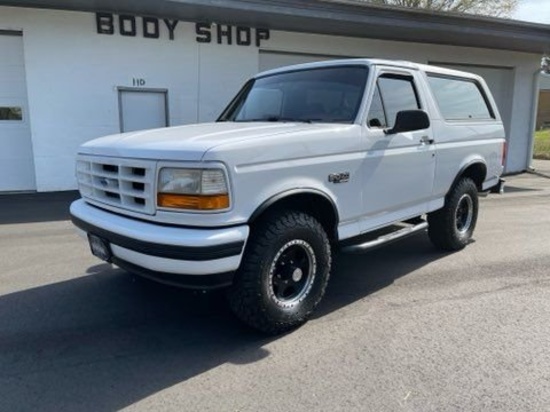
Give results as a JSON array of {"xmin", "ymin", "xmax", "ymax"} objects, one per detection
[{"xmin": 342, "ymin": 222, "xmax": 428, "ymax": 253}]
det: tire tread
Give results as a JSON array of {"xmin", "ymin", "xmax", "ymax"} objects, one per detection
[
  {"xmin": 227, "ymin": 210, "xmax": 331, "ymax": 335},
  {"xmin": 428, "ymin": 177, "xmax": 478, "ymax": 251}
]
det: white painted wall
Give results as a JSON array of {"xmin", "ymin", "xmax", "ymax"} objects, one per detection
[
  {"xmin": 0, "ymin": 7, "xmax": 203, "ymax": 191},
  {"xmin": 0, "ymin": 6, "xmax": 541, "ymax": 191},
  {"xmin": 198, "ymin": 43, "xmax": 258, "ymax": 122}
]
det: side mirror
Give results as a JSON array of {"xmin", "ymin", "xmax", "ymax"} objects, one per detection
[{"xmin": 384, "ymin": 110, "xmax": 430, "ymax": 135}]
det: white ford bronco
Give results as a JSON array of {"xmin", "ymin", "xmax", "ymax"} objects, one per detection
[{"xmin": 71, "ymin": 59, "xmax": 505, "ymax": 334}]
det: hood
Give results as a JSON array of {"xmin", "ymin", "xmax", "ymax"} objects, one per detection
[{"xmin": 78, "ymin": 122, "xmax": 320, "ymax": 161}]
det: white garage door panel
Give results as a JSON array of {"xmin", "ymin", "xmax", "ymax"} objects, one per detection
[
  {"xmin": 259, "ymin": 51, "xmax": 347, "ymax": 72},
  {"xmin": 0, "ymin": 128, "xmax": 33, "ymax": 157},
  {"xmin": 0, "ymin": 33, "xmax": 35, "ymax": 192},
  {"xmin": 0, "ymin": 35, "xmax": 25, "ymax": 63},
  {"xmin": 0, "ymin": 158, "xmax": 36, "ymax": 189},
  {"xmin": 0, "ymin": 71, "xmax": 28, "ymax": 96}
]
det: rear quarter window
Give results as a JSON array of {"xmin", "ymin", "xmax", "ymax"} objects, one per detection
[{"xmin": 427, "ymin": 75, "xmax": 495, "ymax": 121}]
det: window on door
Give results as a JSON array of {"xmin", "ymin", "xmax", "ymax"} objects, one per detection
[
  {"xmin": 118, "ymin": 89, "xmax": 169, "ymax": 133},
  {"xmin": 0, "ymin": 107, "xmax": 22, "ymax": 121},
  {"xmin": 368, "ymin": 74, "xmax": 420, "ymax": 128}
]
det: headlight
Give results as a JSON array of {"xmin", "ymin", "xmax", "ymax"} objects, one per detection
[{"xmin": 157, "ymin": 168, "xmax": 230, "ymax": 211}]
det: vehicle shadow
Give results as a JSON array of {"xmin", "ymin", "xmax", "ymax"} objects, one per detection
[
  {"xmin": 318, "ymin": 233, "xmax": 446, "ymax": 317},
  {"xmin": 0, "ymin": 233, "xmax": 448, "ymax": 411}
]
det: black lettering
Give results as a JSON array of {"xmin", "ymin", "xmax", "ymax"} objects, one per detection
[
  {"xmin": 163, "ymin": 19, "xmax": 179, "ymax": 40},
  {"xmin": 217, "ymin": 24, "xmax": 232, "ymax": 45},
  {"xmin": 143, "ymin": 17, "xmax": 160, "ymax": 39},
  {"xmin": 195, "ymin": 23, "xmax": 212, "ymax": 43},
  {"xmin": 255, "ymin": 28, "xmax": 270, "ymax": 47},
  {"xmin": 119, "ymin": 15, "xmax": 137, "ymax": 36},
  {"xmin": 96, "ymin": 12, "xmax": 114, "ymax": 35},
  {"xmin": 236, "ymin": 26, "xmax": 251, "ymax": 46}
]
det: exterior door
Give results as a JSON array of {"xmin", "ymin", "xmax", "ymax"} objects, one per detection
[
  {"xmin": 0, "ymin": 32, "xmax": 36, "ymax": 192},
  {"xmin": 119, "ymin": 88, "xmax": 168, "ymax": 133},
  {"xmin": 360, "ymin": 69, "xmax": 436, "ymax": 232}
]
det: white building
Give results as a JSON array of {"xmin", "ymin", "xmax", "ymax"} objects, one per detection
[{"xmin": 1, "ymin": 0, "xmax": 548, "ymax": 192}]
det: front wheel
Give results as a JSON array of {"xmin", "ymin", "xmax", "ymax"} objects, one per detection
[
  {"xmin": 428, "ymin": 177, "xmax": 479, "ymax": 251},
  {"xmin": 227, "ymin": 211, "xmax": 331, "ymax": 335}
]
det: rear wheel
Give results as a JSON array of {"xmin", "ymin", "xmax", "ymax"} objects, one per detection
[
  {"xmin": 428, "ymin": 177, "xmax": 478, "ymax": 251},
  {"xmin": 227, "ymin": 210, "xmax": 331, "ymax": 335}
]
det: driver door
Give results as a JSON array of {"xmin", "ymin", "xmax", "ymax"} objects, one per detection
[{"xmin": 360, "ymin": 68, "xmax": 436, "ymax": 233}]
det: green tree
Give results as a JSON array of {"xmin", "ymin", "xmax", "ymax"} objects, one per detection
[{"xmin": 365, "ymin": 0, "xmax": 518, "ymax": 17}]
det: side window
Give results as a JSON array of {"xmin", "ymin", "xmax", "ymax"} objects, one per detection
[
  {"xmin": 367, "ymin": 86, "xmax": 387, "ymax": 128},
  {"xmin": 427, "ymin": 75, "xmax": 494, "ymax": 120},
  {"xmin": 367, "ymin": 74, "xmax": 420, "ymax": 128}
]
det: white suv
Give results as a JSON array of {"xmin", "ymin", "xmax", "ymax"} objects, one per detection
[{"xmin": 71, "ymin": 59, "xmax": 505, "ymax": 334}]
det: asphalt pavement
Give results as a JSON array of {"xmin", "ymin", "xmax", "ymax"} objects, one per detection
[{"xmin": 1, "ymin": 166, "xmax": 549, "ymax": 412}]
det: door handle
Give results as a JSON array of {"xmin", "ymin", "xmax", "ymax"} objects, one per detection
[{"xmin": 420, "ymin": 136, "xmax": 434, "ymax": 145}]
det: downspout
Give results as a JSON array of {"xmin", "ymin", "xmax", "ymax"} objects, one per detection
[{"xmin": 526, "ymin": 69, "xmax": 541, "ymax": 169}]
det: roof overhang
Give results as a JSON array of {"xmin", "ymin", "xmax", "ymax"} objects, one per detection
[{"xmin": 1, "ymin": 0, "xmax": 549, "ymax": 54}]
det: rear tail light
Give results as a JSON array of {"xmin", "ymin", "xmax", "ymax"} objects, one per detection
[{"xmin": 502, "ymin": 141, "xmax": 507, "ymax": 167}]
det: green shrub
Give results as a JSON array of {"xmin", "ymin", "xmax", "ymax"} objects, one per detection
[{"xmin": 533, "ymin": 129, "xmax": 550, "ymax": 160}]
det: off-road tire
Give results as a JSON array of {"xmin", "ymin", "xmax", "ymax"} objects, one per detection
[
  {"xmin": 227, "ymin": 210, "xmax": 331, "ymax": 335},
  {"xmin": 428, "ymin": 177, "xmax": 479, "ymax": 251}
]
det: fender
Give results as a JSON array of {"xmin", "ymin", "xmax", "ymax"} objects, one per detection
[
  {"xmin": 449, "ymin": 157, "xmax": 487, "ymax": 193},
  {"xmin": 248, "ymin": 188, "xmax": 340, "ymax": 225}
]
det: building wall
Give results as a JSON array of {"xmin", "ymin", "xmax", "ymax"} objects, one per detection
[{"xmin": 0, "ymin": 6, "xmax": 542, "ymax": 191}]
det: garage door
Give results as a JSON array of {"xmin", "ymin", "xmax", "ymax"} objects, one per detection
[
  {"xmin": 0, "ymin": 32, "xmax": 35, "ymax": 192},
  {"xmin": 429, "ymin": 62, "xmax": 514, "ymax": 136},
  {"xmin": 259, "ymin": 51, "xmax": 349, "ymax": 72}
]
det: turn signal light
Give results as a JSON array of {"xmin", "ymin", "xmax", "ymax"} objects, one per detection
[{"xmin": 157, "ymin": 193, "xmax": 230, "ymax": 210}]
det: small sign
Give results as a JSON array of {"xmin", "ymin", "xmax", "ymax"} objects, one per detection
[{"xmin": 131, "ymin": 78, "xmax": 146, "ymax": 87}]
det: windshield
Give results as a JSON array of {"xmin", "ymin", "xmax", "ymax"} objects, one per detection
[{"xmin": 218, "ymin": 66, "xmax": 369, "ymax": 124}]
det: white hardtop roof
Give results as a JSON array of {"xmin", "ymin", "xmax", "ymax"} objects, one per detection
[{"xmin": 256, "ymin": 58, "xmax": 484, "ymax": 82}]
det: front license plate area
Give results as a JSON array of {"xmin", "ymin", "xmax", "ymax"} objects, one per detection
[{"xmin": 88, "ymin": 234, "xmax": 112, "ymax": 262}]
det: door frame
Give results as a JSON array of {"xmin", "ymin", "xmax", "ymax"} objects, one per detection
[{"xmin": 117, "ymin": 87, "xmax": 170, "ymax": 133}]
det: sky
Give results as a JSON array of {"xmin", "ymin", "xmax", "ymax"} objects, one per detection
[{"xmin": 513, "ymin": 0, "xmax": 550, "ymax": 24}]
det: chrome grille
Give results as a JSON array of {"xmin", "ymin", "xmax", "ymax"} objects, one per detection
[{"xmin": 76, "ymin": 155, "xmax": 156, "ymax": 215}]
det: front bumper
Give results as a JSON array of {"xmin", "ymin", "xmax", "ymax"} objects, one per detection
[{"xmin": 70, "ymin": 199, "xmax": 249, "ymax": 289}]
